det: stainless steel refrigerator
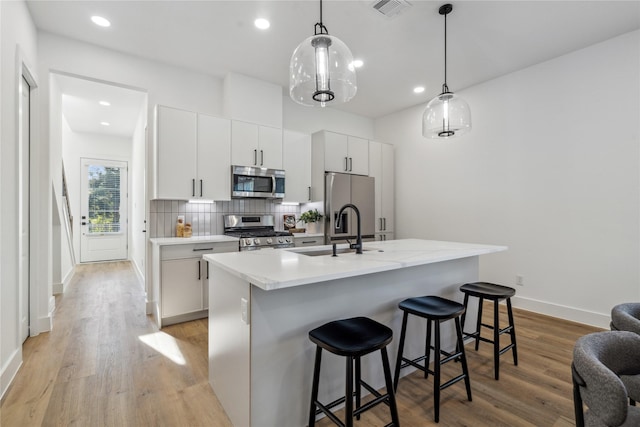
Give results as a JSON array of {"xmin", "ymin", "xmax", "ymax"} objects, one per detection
[{"xmin": 324, "ymin": 172, "xmax": 375, "ymax": 244}]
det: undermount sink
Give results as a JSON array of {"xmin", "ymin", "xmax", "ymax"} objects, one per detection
[{"xmin": 297, "ymin": 248, "xmax": 372, "ymax": 257}]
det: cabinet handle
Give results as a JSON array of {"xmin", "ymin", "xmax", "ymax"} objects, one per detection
[
  {"xmin": 260, "ymin": 150, "xmax": 264, "ymax": 166},
  {"xmin": 302, "ymin": 240, "xmax": 317, "ymax": 244},
  {"xmin": 349, "ymin": 157, "xmax": 353, "ymax": 172},
  {"xmin": 344, "ymin": 157, "xmax": 348, "ymax": 171},
  {"xmin": 254, "ymin": 149, "xmax": 257, "ymax": 165},
  {"xmin": 198, "ymin": 260, "xmax": 201, "ymax": 280},
  {"xmin": 192, "ymin": 179, "xmax": 195, "ymax": 197},
  {"xmin": 206, "ymin": 261, "xmax": 209, "ymax": 280},
  {"xmin": 383, "ymin": 217, "xmax": 386, "ymax": 231},
  {"xmin": 308, "ymin": 186, "xmax": 311, "ymax": 201},
  {"xmin": 200, "ymin": 179, "xmax": 203, "ymax": 197},
  {"xmin": 192, "ymin": 247, "xmax": 214, "ymax": 251}
]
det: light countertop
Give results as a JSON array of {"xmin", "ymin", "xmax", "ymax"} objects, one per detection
[
  {"xmin": 150, "ymin": 235, "xmax": 239, "ymax": 246},
  {"xmin": 204, "ymin": 239, "xmax": 507, "ymax": 291}
]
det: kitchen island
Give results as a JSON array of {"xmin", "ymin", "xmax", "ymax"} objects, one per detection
[{"xmin": 204, "ymin": 239, "xmax": 506, "ymax": 427}]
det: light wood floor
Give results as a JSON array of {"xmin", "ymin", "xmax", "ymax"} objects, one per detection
[{"xmin": 0, "ymin": 261, "xmax": 602, "ymax": 426}]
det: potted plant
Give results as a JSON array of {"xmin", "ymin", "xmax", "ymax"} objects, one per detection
[{"xmin": 298, "ymin": 209, "xmax": 323, "ymax": 234}]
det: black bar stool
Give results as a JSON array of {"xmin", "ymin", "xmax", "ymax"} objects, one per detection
[
  {"xmin": 308, "ymin": 316, "xmax": 400, "ymax": 427},
  {"xmin": 459, "ymin": 282, "xmax": 518, "ymax": 380},
  {"xmin": 393, "ymin": 295, "xmax": 472, "ymax": 423}
]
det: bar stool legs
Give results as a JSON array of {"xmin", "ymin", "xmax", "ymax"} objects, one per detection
[
  {"xmin": 460, "ymin": 282, "xmax": 518, "ymax": 380},
  {"xmin": 393, "ymin": 296, "xmax": 472, "ymax": 423},
  {"xmin": 308, "ymin": 317, "xmax": 400, "ymax": 427}
]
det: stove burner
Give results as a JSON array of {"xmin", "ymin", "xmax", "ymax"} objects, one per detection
[{"xmin": 223, "ymin": 214, "xmax": 295, "ymax": 251}]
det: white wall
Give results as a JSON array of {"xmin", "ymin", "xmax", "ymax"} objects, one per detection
[
  {"xmin": 0, "ymin": 0, "xmax": 38, "ymax": 399},
  {"xmin": 283, "ymin": 96, "xmax": 374, "ymax": 139},
  {"xmin": 61, "ymin": 121, "xmax": 133, "ymax": 263},
  {"xmin": 375, "ymin": 30, "xmax": 640, "ymax": 328}
]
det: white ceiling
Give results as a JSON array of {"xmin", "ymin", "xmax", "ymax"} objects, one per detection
[
  {"xmin": 28, "ymin": 0, "xmax": 640, "ymax": 136},
  {"xmin": 55, "ymin": 73, "xmax": 147, "ymax": 138}
]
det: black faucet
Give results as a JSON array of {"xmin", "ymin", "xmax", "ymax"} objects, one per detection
[{"xmin": 336, "ymin": 203, "xmax": 363, "ymax": 254}]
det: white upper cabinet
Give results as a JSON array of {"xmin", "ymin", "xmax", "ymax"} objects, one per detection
[
  {"xmin": 369, "ymin": 141, "xmax": 394, "ymax": 234},
  {"xmin": 197, "ymin": 114, "xmax": 231, "ymax": 201},
  {"xmin": 156, "ymin": 106, "xmax": 197, "ymax": 200},
  {"xmin": 231, "ymin": 120, "xmax": 283, "ymax": 170},
  {"xmin": 315, "ymin": 131, "xmax": 369, "ymax": 176},
  {"xmin": 155, "ymin": 105, "xmax": 231, "ymax": 201},
  {"xmin": 283, "ymin": 130, "xmax": 312, "ymax": 203}
]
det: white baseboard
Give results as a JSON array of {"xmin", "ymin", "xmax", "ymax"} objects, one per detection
[
  {"xmin": 53, "ymin": 266, "xmax": 75, "ymax": 295},
  {"xmin": 33, "ymin": 297, "xmax": 56, "ymax": 334},
  {"xmin": 132, "ymin": 259, "xmax": 145, "ymax": 290},
  {"xmin": 512, "ymin": 296, "xmax": 610, "ymax": 329},
  {"xmin": 146, "ymin": 300, "xmax": 154, "ymax": 315},
  {"xmin": 0, "ymin": 347, "xmax": 23, "ymax": 400},
  {"xmin": 53, "ymin": 282, "xmax": 63, "ymax": 294}
]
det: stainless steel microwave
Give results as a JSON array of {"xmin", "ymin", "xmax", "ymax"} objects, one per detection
[{"xmin": 231, "ymin": 165, "xmax": 285, "ymax": 199}]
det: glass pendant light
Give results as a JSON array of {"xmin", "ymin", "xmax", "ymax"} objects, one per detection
[
  {"xmin": 289, "ymin": 0, "xmax": 357, "ymax": 107},
  {"xmin": 423, "ymin": 4, "xmax": 471, "ymax": 139}
]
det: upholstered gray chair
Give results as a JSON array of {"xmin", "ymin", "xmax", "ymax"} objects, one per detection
[
  {"xmin": 611, "ymin": 303, "xmax": 640, "ymax": 405},
  {"xmin": 611, "ymin": 303, "xmax": 640, "ymax": 334},
  {"xmin": 572, "ymin": 331, "xmax": 640, "ymax": 427}
]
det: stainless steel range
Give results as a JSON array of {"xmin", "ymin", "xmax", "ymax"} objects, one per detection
[{"xmin": 224, "ymin": 214, "xmax": 294, "ymax": 251}]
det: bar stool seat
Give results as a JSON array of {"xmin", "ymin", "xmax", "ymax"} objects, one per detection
[
  {"xmin": 459, "ymin": 282, "xmax": 518, "ymax": 380},
  {"xmin": 308, "ymin": 316, "xmax": 400, "ymax": 427},
  {"xmin": 393, "ymin": 295, "xmax": 472, "ymax": 423}
]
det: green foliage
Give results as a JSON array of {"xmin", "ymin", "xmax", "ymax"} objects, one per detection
[{"xmin": 298, "ymin": 209, "xmax": 323, "ymax": 224}]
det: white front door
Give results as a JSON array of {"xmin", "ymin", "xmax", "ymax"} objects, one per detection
[
  {"xmin": 80, "ymin": 159, "xmax": 128, "ymax": 262},
  {"xmin": 19, "ymin": 75, "xmax": 31, "ymax": 341}
]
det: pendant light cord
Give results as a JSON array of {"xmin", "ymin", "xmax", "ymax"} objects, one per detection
[
  {"xmin": 315, "ymin": 0, "xmax": 329, "ymax": 35},
  {"xmin": 442, "ymin": 10, "xmax": 449, "ymax": 93}
]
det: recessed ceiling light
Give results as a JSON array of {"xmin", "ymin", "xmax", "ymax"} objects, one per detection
[
  {"xmin": 99, "ymin": 100, "xmax": 111, "ymax": 106},
  {"xmin": 413, "ymin": 86, "xmax": 425, "ymax": 94},
  {"xmin": 254, "ymin": 18, "xmax": 270, "ymax": 30},
  {"xmin": 352, "ymin": 59, "xmax": 364, "ymax": 68},
  {"xmin": 100, "ymin": 122, "xmax": 110, "ymax": 126},
  {"xmin": 91, "ymin": 15, "xmax": 111, "ymax": 28}
]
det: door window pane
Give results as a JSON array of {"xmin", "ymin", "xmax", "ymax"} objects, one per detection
[{"xmin": 87, "ymin": 165, "xmax": 121, "ymax": 233}]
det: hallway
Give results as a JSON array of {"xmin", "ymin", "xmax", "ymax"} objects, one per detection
[{"xmin": 0, "ymin": 262, "xmax": 232, "ymax": 426}]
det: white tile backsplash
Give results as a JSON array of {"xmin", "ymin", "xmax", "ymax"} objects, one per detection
[{"xmin": 150, "ymin": 199, "xmax": 302, "ymax": 237}]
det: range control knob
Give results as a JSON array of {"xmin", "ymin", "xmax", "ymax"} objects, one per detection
[
  {"xmin": 266, "ymin": 238, "xmax": 273, "ymax": 244},
  {"xmin": 254, "ymin": 238, "xmax": 261, "ymax": 245},
  {"xmin": 285, "ymin": 237, "xmax": 292, "ymax": 244},
  {"xmin": 244, "ymin": 238, "xmax": 253, "ymax": 246},
  {"xmin": 278, "ymin": 237, "xmax": 284, "ymax": 244}
]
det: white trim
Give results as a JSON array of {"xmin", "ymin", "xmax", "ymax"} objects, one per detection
[
  {"xmin": 512, "ymin": 295, "xmax": 610, "ymax": 329},
  {"xmin": 0, "ymin": 348, "xmax": 23, "ymax": 400},
  {"xmin": 52, "ymin": 266, "xmax": 75, "ymax": 295},
  {"xmin": 33, "ymin": 296, "xmax": 56, "ymax": 334},
  {"xmin": 16, "ymin": 46, "xmax": 41, "ymax": 338},
  {"xmin": 53, "ymin": 282, "xmax": 63, "ymax": 295},
  {"xmin": 132, "ymin": 258, "xmax": 145, "ymax": 289}
]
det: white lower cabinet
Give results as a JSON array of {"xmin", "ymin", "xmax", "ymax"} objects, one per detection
[
  {"xmin": 161, "ymin": 258, "xmax": 205, "ymax": 317},
  {"xmin": 154, "ymin": 240, "xmax": 237, "ymax": 327}
]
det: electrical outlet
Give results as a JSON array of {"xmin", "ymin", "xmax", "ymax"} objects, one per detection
[{"xmin": 516, "ymin": 275, "xmax": 524, "ymax": 286}]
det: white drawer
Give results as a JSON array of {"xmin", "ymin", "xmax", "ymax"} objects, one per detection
[{"xmin": 161, "ymin": 241, "xmax": 238, "ymax": 260}]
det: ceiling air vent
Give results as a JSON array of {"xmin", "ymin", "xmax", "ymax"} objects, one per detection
[{"xmin": 370, "ymin": 0, "xmax": 411, "ymax": 18}]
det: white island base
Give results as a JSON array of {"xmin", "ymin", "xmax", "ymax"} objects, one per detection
[{"xmin": 205, "ymin": 239, "xmax": 506, "ymax": 427}]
